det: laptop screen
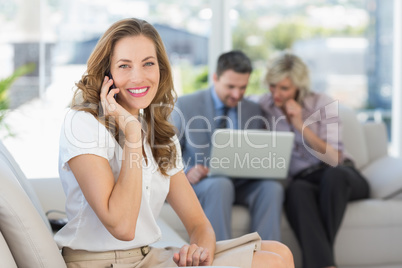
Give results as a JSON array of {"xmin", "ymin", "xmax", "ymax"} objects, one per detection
[{"xmin": 208, "ymin": 129, "xmax": 294, "ymax": 179}]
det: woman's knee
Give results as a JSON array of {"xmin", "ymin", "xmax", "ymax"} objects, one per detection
[
  {"xmin": 252, "ymin": 251, "xmax": 286, "ymax": 268},
  {"xmin": 261, "ymin": 241, "xmax": 294, "ymax": 266},
  {"xmin": 260, "ymin": 181, "xmax": 284, "ymax": 201},
  {"xmin": 322, "ymin": 166, "xmax": 350, "ymax": 189}
]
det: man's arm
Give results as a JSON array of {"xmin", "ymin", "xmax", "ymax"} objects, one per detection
[
  {"xmin": 171, "ymin": 96, "xmax": 210, "ymax": 184},
  {"xmin": 171, "ymin": 99, "xmax": 186, "ymax": 151}
]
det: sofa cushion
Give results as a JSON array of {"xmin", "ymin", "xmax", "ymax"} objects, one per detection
[
  {"xmin": 152, "ymin": 218, "xmax": 187, "ymax": 248},
  {"xmin": 361, "ymin": 156, "xmax": 402, "ymax": 199},
  {"xmin": 0, "ymin": 158, "xmax": 66, "ymax": 268},
  {"xmin": 231, "ymin": 206, "xmax": 250, "ymax": 239},
  {"xmin": 335, "ymin": 199, "xmax": 402, "ymax": 266}
]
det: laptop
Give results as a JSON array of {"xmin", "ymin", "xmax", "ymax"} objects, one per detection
[{"xmin": 208, "ymin": 129, "xmax": 295, "ymax": 179}]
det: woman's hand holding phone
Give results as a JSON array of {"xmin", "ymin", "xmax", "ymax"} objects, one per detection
[{"xmin": 100, "ymin": 76, "xmax": 141, "ymax": 141}]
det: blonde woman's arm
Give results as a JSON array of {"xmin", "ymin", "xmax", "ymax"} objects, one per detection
[{"xmin": 285, "ymin": 98, "xmax": 341, "ymax": 166}]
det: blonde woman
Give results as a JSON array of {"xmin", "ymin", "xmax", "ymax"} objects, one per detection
[
  {"xmin": 55, "ymin": 18, "xmax": 294, "ymax": 268},
  {"xmin": 260, "ymin": 52, "xmax": 369, "ymax": 268}
]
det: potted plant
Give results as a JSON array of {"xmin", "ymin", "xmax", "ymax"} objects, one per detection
[{"xmin": 0, "ymin": 63, "xmax": 36, "ymax": 136}]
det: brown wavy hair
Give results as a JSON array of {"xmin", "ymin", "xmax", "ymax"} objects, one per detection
[{"xmin": 71, "ymin": 18, "xmax": 177, "ymax": 176}]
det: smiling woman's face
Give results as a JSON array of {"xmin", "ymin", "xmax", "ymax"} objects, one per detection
[{"xmin": 110, "ymin": 35, "xmax": 160, "ymax": 116}]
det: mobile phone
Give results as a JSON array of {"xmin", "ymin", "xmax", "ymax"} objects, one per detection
[
  {"xmin": 295, "ymin": 90, "xmax": 300, "ymax": 102},
  {"xmin": 106, "ymin": 71, "xmax": 117, "ymax": 99}
]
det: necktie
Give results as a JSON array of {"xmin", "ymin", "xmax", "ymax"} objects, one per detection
[{"xmin": 217, "ymin": 106, "xmax": 229, "ymax": 129}]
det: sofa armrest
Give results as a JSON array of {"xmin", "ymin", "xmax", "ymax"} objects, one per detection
[
  {"xmin": 362, "ymin": 122, "xmax": 388, "ymax": 164},
  {"xmin": 0, "ymin": 231, "xmax": 17, "ymax": 268},
  {"xmin": 361, "ymin": 156, "xmax": 402, "ymax": 199}
]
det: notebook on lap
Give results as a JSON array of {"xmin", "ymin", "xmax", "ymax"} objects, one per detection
[{"xmin": 208, "ymin": 129, "xmax": 294, "ymax": 179}]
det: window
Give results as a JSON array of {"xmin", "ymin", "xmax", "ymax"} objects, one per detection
[
  {"xmin": 0, "ymin": 0, "xmax": 399, "ymax": 178},
  {"xmin": 0, "ymin": 0, "xmax": 210, "ymax": 178},
  {"xmin": 231, "ymin": 0, "xmax": 394, "ymax": 138}
]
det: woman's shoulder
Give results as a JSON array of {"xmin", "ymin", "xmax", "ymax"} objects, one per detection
[
  {"xmin": 63, "ymin": 109, "xmax": 103, "ymax": 131},
  {"xmin": 303, "ymin": 92, "xmax": 336, "ymax": 110},
  {"xmin": 62, "ymin": 109, "xmax": 108, "ymax": 140},
  {"xmin": 64, "ymin": 109, "xmax": 98, "ymax": 123},
  {"xmin": 258, "ymin": 93, "xmax": 272, "ymax": 104},
  {"xmin": 59, "ymin": 110, "xmax": 116, "ymax": 171}
]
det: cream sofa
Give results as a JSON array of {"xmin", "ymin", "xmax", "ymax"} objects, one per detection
[
  {"xmin": 0, "ymin": 141, "xmax": 66, "ymax": 267},
  {"xmin": 1, "ymin": 106, "xmax": 402, "ymax": 268},
  {"xmin": 160, "ymin": 106, "xmax": 402, "ymax": 268},
  {"xmin": 0, "ymin": 140, "xmax": 228, "ymax": 267}
]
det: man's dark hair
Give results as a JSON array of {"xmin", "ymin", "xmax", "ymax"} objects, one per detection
[{"xmin": 216, "ymin": 50, "xmax": 253, "ymax": 78}]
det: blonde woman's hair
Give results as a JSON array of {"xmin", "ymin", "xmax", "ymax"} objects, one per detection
[
  {"xmin": 265, "ymin": 52, "xmax": 311, "ymax": 104},
  {"xmin": 71, "ymin": 18, "xmax": 177, "ymax": 176}
]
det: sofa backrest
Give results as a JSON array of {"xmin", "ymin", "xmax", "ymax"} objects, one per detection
[
  {"xmin": 0, "ymin": 157, "xmax": 66, "ymax": 267},
  {"xmin": 362, "ymin": 122, "xmax": 388, "ymax": 163},
  {"xmin": 339, "ymin": 106, "xmax": 370, "ymax": 169},
  {"xmin": 0, "ymin": 231, "xmax": 17, "ymax": 267}
]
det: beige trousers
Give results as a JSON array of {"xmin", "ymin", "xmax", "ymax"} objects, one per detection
[{"xmin": 62, "ymin": 232, "xmax": 261, "ymax": 268}]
